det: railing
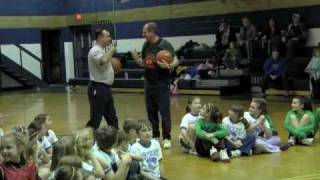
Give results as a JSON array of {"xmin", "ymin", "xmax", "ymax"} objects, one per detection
[{"xmin": 0, "ymin": 44, "xmax": 43, "ymax": 79}]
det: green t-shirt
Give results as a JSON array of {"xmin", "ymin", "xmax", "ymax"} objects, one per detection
[
  {"xmin": 141, "ymin": 38, "xmax": 176, "ymax": 82},
  {"xmin": 284, "ymin": 110, "xmax": 315, "ymax": 138},
  {"xmin": 195, "ymin": 117, "xmax": 228, "ymax": 141},
  {"xmin": 314, "ymin": 108, "xmax": 320, "ymax": 132}
]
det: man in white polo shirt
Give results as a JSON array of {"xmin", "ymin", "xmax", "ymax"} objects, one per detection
[{"xmin": 86, "ymin": 29, "xmax": 118, "ymax": 129}]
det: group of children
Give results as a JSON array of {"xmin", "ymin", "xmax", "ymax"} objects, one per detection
[
  {"xmin": 0, "ymin": 96, "xmax": 319, "ymax": 179},
  {"xmin": 179, "ymin": 96, "xmax": 319, "ymax": 162},
  {"xmin": 0, "ymin": 112, "xmax": 165, "ymax": 180}
]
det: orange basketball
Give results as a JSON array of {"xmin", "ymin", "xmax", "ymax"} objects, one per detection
[
  {"xmin": 112, "ymin": 57, "xmax": 122, "ymax": 74},
  {"xmin": 156, "ymin": 50, "xmax": 173, "ymax": 64}
]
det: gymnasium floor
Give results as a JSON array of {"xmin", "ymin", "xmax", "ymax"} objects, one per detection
[{"xmin": 0, "ymin": 90, "xmax": 319, "ymax": 180}]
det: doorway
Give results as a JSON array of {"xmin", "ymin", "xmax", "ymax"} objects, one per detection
[{"xmin": 41, "ymin": 30, "xmax": 65, "ymax": 84}]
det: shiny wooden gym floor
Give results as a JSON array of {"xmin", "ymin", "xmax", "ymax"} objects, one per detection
[{"xmin": 1, "ymin": 90, "xmax": 320, "ymax": 180}]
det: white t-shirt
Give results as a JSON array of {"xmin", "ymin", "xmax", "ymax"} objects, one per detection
[
  {"xmin": 180, "ymin": 113, "xmax": 199, "ymax": 129},
  {"xmin": 222, "ymin": 117, "xmax": 246, "ymax": 141},
  {"xmin": 38, "ymin": 136, "xmax": 52, "ymax": 151},
  {"xmin": 88, "ymin": 44, "xmax": 114, "ymax": 85},
  {"xmin": 244, "ymin": 112, "xmax": 261, "ymax": 136},
  {"xmin": 129, "ymin": 140, "xmax": 162, "ymax": 178},
  {"xmin": 45, "ymin": 129, "xmax": 58, "ymax": 145}
]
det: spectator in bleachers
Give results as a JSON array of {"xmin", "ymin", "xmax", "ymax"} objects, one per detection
[
  {"xmin": 222, "ymin": 42, "xmax": 242, "ymax": 69},
  {"xmin": 239, "ymin": 17, "xmax": 257, "ymax": 59},
  {"xmin": 285, "ymin": 13, "xmax": 307, "ymax": 60},
  {"xmin": 305, "ymin": 47, "xmax": 320, "ymax": 98},
  {"xmin": 261, "ymin": 49, "xmax": 289, "ymax": 97},
  {"xmin": 258, "ymin": 17, "xmax": 282, "ymax": 56},
  {"xmin": 215, "ymin": 19, "xmax": 237, "ymax": 54}
]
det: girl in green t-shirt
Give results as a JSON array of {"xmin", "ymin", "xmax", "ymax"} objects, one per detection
[
  {"xmin": 284, "ymin": 96, "xmax": 315, "ymax": 145},
  {"xmin": 195, "ymin": 103, "xmax": 229, "ymax": 162}
]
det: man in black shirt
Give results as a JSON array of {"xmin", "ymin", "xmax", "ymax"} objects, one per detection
[{"xmin": 131, "ymin": 22, "xmax": 179, "ymax": 149}]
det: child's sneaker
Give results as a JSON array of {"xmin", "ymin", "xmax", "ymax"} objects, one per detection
[
  {"xmin": 231, "ymin": 150, "xmax": 241, "ymax": 158},
  {"xmin": 288, "ymin": 136, "xmax": 296, "ymax": 146},
  {"xmin": 219, "ymin": 149, "xmax": 230, "ymax": 162},
  {"xmin": 209, "ymin": 147, "xmax": 219, "ymax": 161},
  {"xmin": 163, "ymin": 139, "xmax": 171, "ymax": 149},
  {"xmin": 188, "ymin": 149, "xmax": 198, "ymax": 156},
  {"xmin": 301, "ymin": 138, "xmax": 313, "ymax": 146}
]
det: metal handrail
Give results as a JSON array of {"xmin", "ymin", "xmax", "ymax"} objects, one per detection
[{"xmin": 14, "ymin": 44, "xmax": 42, "ymax": 63}]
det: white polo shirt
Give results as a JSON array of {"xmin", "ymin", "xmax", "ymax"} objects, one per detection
[{"xmin": 88, "ymin": 44, "xmax": 114, "ymax": 85}]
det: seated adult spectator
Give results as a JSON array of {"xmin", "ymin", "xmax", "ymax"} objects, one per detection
[
  {"xmin": 239, "ymin": 17, "xmax": 257, "ymax": 59},
  {"xmin": 261, "ymin": 49, "xmax": 289, "ymax": 97},
  {"xmin": 258, "ymin": 17, "xmax": 282, "ymax": 56},
  {"xmin": 215, "ymin": 19, "xmax": 237, "ymax": 54},
  {"xmin": 222, "ymin": 42, "xmax": 242, "ymax": 69},
  {"xmin": 285, "ymin": 13, "xmax": 307, "ymax": 60}
]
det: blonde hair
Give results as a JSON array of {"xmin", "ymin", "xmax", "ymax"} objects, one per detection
[
  {"xmin": 74, "ymin": 128, "xmax": 94, "ymax": 162},
  {"xmin": 0, "ymin": 131, "xmax": 30, "ymax": 164}
]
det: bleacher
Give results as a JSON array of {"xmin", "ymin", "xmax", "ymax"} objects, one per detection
[
  {"xmin": 69, "ymin": 35, "xmax": 315, "ymax": 97},
  {"xmin": 250, "ymin": 54, "xmax": 312, "ymax": 96},
  {"xmin": 69, "ymin": 53, "xmax": 251, "ymax": 95}
]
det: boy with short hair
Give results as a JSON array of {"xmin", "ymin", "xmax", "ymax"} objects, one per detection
[{"xmin": 129, "ymin": 120, "xmax": 165, "ymax": 180}]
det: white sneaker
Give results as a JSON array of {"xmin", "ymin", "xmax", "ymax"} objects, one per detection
[
  {"xmin": 219, "ymin": 149, "xmax": 230, "ymax": 162},
  {"xmin": 301, "ymin": 138, "xmax": 314, "ymax": 146},
  {"xmin": 288, "ymin": 136, "xmax": 296, "ymax": 145},
  {"xmin": 163, "ymin": 139, "xmax": 171, "ymax": 149},
  {"xmin": 231, "ymin": 150, "xmax": 241, "ymax": 158}
]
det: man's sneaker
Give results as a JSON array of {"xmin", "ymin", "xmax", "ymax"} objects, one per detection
[
  {"xmin": 288, "ymin": 136, "xmax": 296, "ymax": 146},
  {"xmin": 301, "ymin": 138, "xmax": 314, "ymax": 146},
  {"xmin": 209, "ymin": 147, "xmax": 219, "ymax": 161},
  {"xmin": 231, "ymin": 150, "xmax": 242, "ymax": 158},
  {"xmin": 280, "ymin": 143, "xmax": 290, "ymax": 151},
  {"xmin": 163, "ymin": 139, "xmax": 171, "ymax": 149},
  {"xmin": 219, "ymin": 149, "xmax": 230, "ymax": 162}
]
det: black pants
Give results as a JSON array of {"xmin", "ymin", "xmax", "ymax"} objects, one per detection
[
  {"xmin": 261, "ymin": 74, "xmax": 289, "ymax": 93},
  {"xmin": 195, "ymin": 138, "xmax": 226, "ymax": 157},
  {"xmin": 86, "ymin": 81, "xmax": 118, "ymax": 129},
  {"xmin": 145, "ymin": 80, "xmax": 171, "ymax": 140}
]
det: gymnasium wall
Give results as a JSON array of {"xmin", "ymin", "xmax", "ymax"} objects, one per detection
[{"xmin": 1, "ymin": 0, "xmax": 320, "ymax": 82}]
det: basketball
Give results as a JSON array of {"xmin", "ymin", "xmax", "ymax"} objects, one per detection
[
  {"xmin": 156, "ymin": 50, "xmax": 173, "ymax": 64},
  {"xmin": 112, "ymin": 57, "xmax": 122, "ymax": 74}
]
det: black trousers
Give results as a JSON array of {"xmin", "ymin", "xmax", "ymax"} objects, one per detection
[
  {"xmin": 195, "ymin": 138, "xmax": 226, "ymax": 157},
  {"xmin": 261, "ymin": 74, "xmax": 289, "ymax": 93},
  {"xmin": 145, "ymin": 80, "xmax": 171, "ymax": 140},
  {"xmin": 86, "ymin": 81, "xmax": 118, "ymax": 129}
]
